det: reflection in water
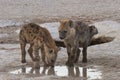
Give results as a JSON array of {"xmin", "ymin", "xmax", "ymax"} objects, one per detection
[{"xmin": 10, "ymin": 66, "xmax": 102, "ymax": 80}]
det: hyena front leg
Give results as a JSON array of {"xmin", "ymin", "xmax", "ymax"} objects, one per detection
[
  {"xmin": 41, "ymin": 46, "xmax": 49, "ymax": 67},
  {"xmin": 71, "ymin": 41, "xmax": 80, "ymax": 64},
  {"xmin": 74, "ymin": 48, "xmax": 80, "ymax": 63},
  {"xmin": 33, "ymin": 44, "xmax": 40, "ymax": 69},
  {"xmin": 66, "ymin": 47, "xmax": 79, "ymax": 66},
  {"xmin": 28, "ymin": 43, "xmax": 34, "ymax": 61},
  {"xmin": 66, "ymin": 45, "xmax": 72, "ymax": 66},
  {"xmin": 20, "ymin": 41, "xmax": 26, "ymax": 63},
  {"xmin": 68, "ymin": 48, "xmax": 77, "ymax": 66},
  {"xmin": 68, "ymin": 66, "xmax": 75, "ymax": 76},
  {"xmin": 82, "ymin": 46, "xmax": 88, "ymax": 63}
]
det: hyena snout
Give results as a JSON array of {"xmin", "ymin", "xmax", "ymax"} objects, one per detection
[
  {"xmin": 48, "ymin": 59, "xmax": 55, "ymax": 67},
  {"xmin": 59, "ymin": 30, "xmax": 67, "ymax": 39}
]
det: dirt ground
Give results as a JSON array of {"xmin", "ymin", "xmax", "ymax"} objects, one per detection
[{"xmin": 0, "ymin": 0, "xmax": 120, "ymax": 80}]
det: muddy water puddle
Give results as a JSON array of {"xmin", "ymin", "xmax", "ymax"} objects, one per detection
[{"xmin": 9, "ymin": 66, "xmax": 102, "ymax": 79}]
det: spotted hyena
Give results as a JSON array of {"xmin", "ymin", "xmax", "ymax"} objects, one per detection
[
  {"xmin": 19, "ymin": 23, "xmax": 59, "ymax": 68},
  {"xmin": 58, "ymin": 19, "xmax": 98, "ymax": 66}
]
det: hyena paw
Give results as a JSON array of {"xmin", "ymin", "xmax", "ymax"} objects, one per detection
[
  {"xmin": 82, "ymin": 59, "xmax": 87, "ymax": 63},
  {"xmin": 44, "ymin": 64, "xmax": 49, "ymax": 67},
  {"xmin": 65, "ymin": 61, "xmax": 69, "ymax": 65},
  {"xmin": 21, "ymin": 60, "xmax": 26, "ymax": 63},
  {"xmin": 66, "ymin": 62, "xmax": 74, "ymax": 67},
  {"xmin": 74, "ymin": 59, "xmax": 78, "ymax": 63},
  {"xmin": 34, "ymin": 62, "xmax": 40, "ymax": 69}
]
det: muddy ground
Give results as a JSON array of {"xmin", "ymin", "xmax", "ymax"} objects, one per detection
[{"xmin": 0, "ymin": 0, "xmax": 120, "ymax": 80}]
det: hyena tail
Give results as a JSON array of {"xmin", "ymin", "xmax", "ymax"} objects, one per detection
[{"xmin": 90, "ymin": 36, "xmax": 115, "ymax": 46}]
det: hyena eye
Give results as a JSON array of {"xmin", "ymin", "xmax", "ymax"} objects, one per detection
[
  {"xmin": 59, "ymin": 31, "xmax": 61, "ymax": 33},
  {"xmin": 63, "ymin": 30, "xmax": 67, "ymax": 33},
  {"xmin": 49, "ymin": 49, "xmax": 54, "ymax": 54}
]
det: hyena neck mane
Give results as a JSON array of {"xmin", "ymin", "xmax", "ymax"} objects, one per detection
[
  {"xmin": 41, "ymin": 27, "xmax": 57, "ymax": 49},
  {"xmin": 65, "ymin": 28, "xmax": 76, "ymax": 41}
]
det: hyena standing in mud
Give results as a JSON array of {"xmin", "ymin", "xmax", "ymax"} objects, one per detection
[
  {"xmin": 58, "ymin": 19, "xmax": 98, "ymax": 66},
  {"xmin": 19, "ymin": 23, "xmax": 59, "ymax": 68}
]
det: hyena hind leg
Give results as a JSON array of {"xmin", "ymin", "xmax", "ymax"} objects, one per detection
[
  {"xmin": 28, "ymin": 43, "xmax": 34, "ymax": 61},
  {"xmin": 20, "ymin": 42, "xmax": 27, "ymax": 63},
  {"xmin": 82, "ymin": 47, "xmax": 87, "ymax": 63}
]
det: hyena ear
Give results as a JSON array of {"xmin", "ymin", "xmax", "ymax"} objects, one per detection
[
  {"xmin": 89, "ymin": 25, "xmax": 98, "ymax": 35},
  {"xmin": 68, "ymin": 20, "xmax": 73, "ymax": 28}
]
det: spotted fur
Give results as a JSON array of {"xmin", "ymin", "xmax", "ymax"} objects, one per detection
[{"xmin": 19, "ymin": 23, "xmax": 59, "ymax": 68}]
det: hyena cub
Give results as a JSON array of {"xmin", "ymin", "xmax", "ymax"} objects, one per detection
[
  {"xmin": 19, "ymin": 23, "xmax": 59, "ymax": 68},
  {"xmin": 58, "ymin": 19, "xmax": 98, "ymax": 66}
]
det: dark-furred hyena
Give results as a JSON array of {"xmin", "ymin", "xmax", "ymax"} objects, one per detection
[{"xmin": 58, "ymin": 19, "xmax": 98, "ymax": 66}]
